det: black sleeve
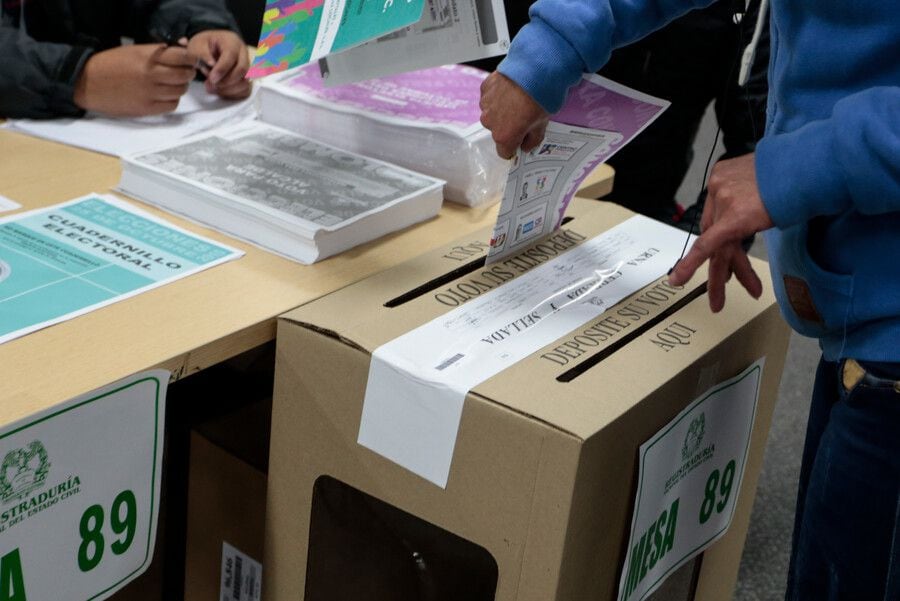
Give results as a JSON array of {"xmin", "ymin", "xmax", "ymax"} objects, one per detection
[
  {"xmin": 0, "ymin": 25, "xmax": 94, "ymax": 119},
  {"xmin": 145, "ymin": 0, "xmax": 241, "ymax": 41}
]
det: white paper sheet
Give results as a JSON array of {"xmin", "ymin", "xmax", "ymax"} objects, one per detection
[
  {"xmin": 0, "ymin": 195, "xmax": 22, "ymax": 213},
  {"xmin": 220, "ymin": 542, "xmax": 263, "ymax": 601},
  {"xmin": 320, "ymin": 0, "xmax": 509, "ymax": 86},
  {"xmin": 6, "ymin": 82, "xmax": 256, "ymax": 157}
]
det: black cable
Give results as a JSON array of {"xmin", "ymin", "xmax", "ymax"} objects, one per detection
[
  {"xmin": 741, "ymin": 0, "xmax": 762, "ymax": 143},
  {"xmin": 671, "ymin": 0, "xmax": 755, "ymax": 271},
  {"xmin": 675, "ymin": 123, "xmax": 722, "ymax": 266}
]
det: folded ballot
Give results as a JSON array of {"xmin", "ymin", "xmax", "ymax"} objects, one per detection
[
  {"xmin": 258, "ymin": 64, "xmax": 508, "ymax": 207},
  {"xmin": 118, "ymin": 121, "xmax": 444, "ymax": 264}
]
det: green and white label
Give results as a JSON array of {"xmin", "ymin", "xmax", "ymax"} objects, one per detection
[
  {"xmin": 617, "ymin": 358, "xmax": 764, "ymax": 601},
  {"xmin": 0, "ymin": 370, "xmax": 168, "ymax": 601}
]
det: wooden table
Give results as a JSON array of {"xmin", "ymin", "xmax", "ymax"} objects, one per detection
[{"xmin": 0, "ymin": 129, "xmax": 613, "ymax": 426}]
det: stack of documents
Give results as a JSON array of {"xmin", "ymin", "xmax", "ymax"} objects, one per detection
[
  {"xmin": 118, "ymin": 121, "xmax": 444, "ymax": 264},
  {"xmin": 258, "ymin": 64, "xmax": 508, "ymax": 206}
]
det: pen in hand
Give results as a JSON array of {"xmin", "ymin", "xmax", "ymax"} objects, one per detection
[{"xmin": 150, "ymin": 30, "xmax": 214, "ymax": 77}]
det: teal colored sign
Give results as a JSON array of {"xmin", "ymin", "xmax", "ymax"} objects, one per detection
[{"xmin": 0, "ymin": 194, "xmax": 241, "ymax": 344}]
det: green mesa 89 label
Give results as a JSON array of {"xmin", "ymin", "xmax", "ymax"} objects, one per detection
[
  {"xmin": 618, "ymin": 359, "xmax": 764, "ymax": 601},
  {"xmin": 0, "ymin": 372, "xmax": 167, "ymax": 601}
]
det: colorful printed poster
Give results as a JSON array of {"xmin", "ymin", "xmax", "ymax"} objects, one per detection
[
  {"xmin": 248, "ymin": 0, "xmax": 426, "ymax": 78},
  {"xmin": 0, "ymin": 194, "xmax": 242, "ymax": 345},
  {"xmin": 486, "ymin": 74, "xmax": 670, "ymax": 264}
]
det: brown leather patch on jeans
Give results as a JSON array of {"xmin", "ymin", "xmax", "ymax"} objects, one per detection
[{"xmin": 784, "ymin": 276, "xmax": 824, "ymax": 324}]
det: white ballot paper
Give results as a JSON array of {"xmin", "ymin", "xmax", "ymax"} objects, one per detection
[
  {"xmin": 0, "ymin": 195, "xmax": 22, "ymax": 213},
  {"xmin": 360, "ymin": 215, "xmax": 694, "ymax": 487},
  {"xmin": 0, "ymin": 370, "xmax": 169, "ymax": 601},
  {"xmin": 320, "ymin": 0, "xmax": 510, "ymax": 86},
  {"xmin": 486, "ymin": 74, "xmax": 670, "ymax": 264},
  {"xmin": 220, "ymin": 542, "xmax": 263, "ymax": 601},
  {"xmin": 617, "ymin": 359, "xmax": 765, "ymax": 601},
  {"xmin": 6, "ymin": 82, "xmax": 256, "ymax": 157}
]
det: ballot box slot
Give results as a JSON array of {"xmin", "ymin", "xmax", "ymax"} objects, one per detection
[
  {"xmin": 384, "ymin": 256, "xmax": 488, "ymax": 308},
  {"xmin": 556, "ymin": 282, "xmax": 708, "ymax": 383},
  {"xmin": 384, "ymin": 217, "xmax": 577, "ymax": 308}
]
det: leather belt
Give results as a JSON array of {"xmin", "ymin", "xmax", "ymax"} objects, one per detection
[{"xmin": 842, "ymin": 358, "xmax": 900, "ymax": 394}]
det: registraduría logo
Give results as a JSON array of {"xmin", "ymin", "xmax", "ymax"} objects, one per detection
[
  {"xmin": 0, "ymin": 440, "xmax": 81, "ymax": 532},
  {"xmin": 664, "ymin": 413, "xmax": 714, "ymax": 495},
  {"xmin": 0, "ymin": 441, "xmax": 50, "ymax": 504},
  {"xmin": 681, "ymin": 414, "xmax": 706, "ymax": 462}
]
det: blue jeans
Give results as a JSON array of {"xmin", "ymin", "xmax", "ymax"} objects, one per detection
[{"xmin": 786, "ymin": 358, "xmax": 900, "ymax": 600}]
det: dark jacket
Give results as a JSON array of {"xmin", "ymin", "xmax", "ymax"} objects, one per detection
[{"xmin": 0, "ymin": 0, "xmax": 240, "ymax": 118}]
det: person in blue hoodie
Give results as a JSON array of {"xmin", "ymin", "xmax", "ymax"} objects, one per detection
[{"xmin": 480, "ymin": 1, "xmax": 899, "ymax": 598}]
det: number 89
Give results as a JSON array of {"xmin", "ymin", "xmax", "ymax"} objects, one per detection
[
  {"xmin": 699, "ymin": 459, "xmax": 736, "ymax": 525},
  {"xmin": 77, "ymin": 489, "xmax": 138, "ymax": 572}
]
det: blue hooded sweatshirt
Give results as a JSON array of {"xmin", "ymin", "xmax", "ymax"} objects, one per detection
[{"xmin": 499, "ymin": 0, "xmax": 900, "ymax": 361}]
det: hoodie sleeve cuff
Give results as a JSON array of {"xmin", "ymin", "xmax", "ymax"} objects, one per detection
[
  {"xmin": 755, "ymin": 118, "xmax": 852, "ymax": 228},
  {"xmin": 185, "ymin": 18, "xmax": 241, "ymax": 39},
  {"xmin": 49, "ymin": 45, "xmax": 95, "ymax": 117},
  {"xmin": 496, "ymin": 18, "xmax": 592, "ymax": 114}
]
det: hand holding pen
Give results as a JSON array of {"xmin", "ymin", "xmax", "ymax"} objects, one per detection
[
  {"xmin": 72, "ymin": 27, "xmax": 250, "ymax": 117},
  {"xmin": 151, "ymin": 30, "xmax": 215, "ymax": 78},
  {"xmin": 72, "ymin": 42, "xmax": 200, "ymax": 117},
  {"xmin": 183, "ymin": 30, "xmax": 252, "ymax": 100}
]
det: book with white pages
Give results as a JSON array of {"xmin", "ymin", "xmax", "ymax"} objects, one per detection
[{"xmin": 117, "ymin": 121, "xmax": 445, "ymax": 264}]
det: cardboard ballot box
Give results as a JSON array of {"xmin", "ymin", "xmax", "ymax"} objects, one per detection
[
  {"xmin": 265, "ymin": 204, "xmax": 790, "ymax": 601},
  {"xmin": 184, "ymin": 399, "xmax": 270, "ymax": 601}
]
